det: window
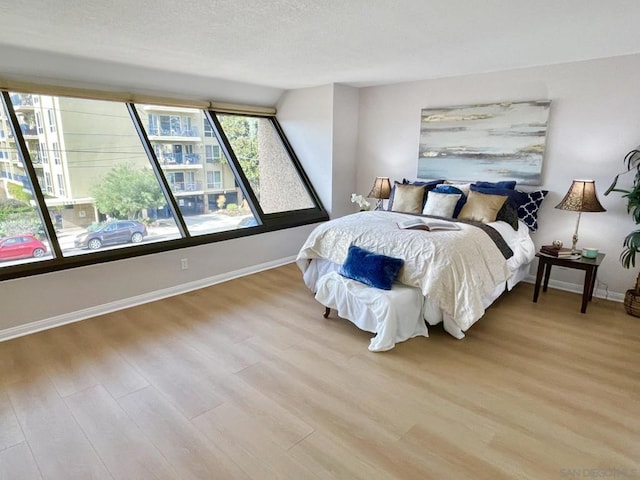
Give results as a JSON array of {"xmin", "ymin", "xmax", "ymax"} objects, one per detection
[
  {"xmin": 43, "ymin": 172, "xmax": 52, "ymax": 193},
  {"xmin": 203, "ymin": 119, "xmax": 214, "ymax": 137},
  {"xmin": 136, "ymin": 104, "xmax": 258, "ymax": 236},
  {"xmin": 215, "ymin": 114, "xmax": 316, "ymax": 214},
  {"xmin": 47, "ymin": 109, "xmax": 56, "ymax": 132},
  {"xmin": 39, "ymin": 142, "xmax": 48, "ymax": 163},
  {"xmin": 0, "ymin": 99, "xmax": 52, "ymax": 268},
  {"xmin": 56, "ymin": 174, "xmax": 65, "ymax": 196},
  {"xmin": 207, "ymin": 171, "xmax": 221, "ymax": 189},
  {"xmin": 52, "ymin": 142, "xmax": 61, "ymax": 164},
  {"xmin": 0, "ymin": 89, "xmax": 326, "ymax": 280},
  {"xmin": 205, "ymin": 144, "xmax": 220, "ymax": 163},
  {"xmin": 35, "ymin": 112, "xmax": 43, "ymax": 134}
]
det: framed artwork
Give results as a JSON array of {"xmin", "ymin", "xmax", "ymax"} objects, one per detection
[{"xmin": 417, "ymin": 100, "xmax": 551, "ymax": 186}]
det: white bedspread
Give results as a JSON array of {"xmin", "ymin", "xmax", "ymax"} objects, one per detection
[{"xmin": 297, "ymin": 210, "xmax": 515, "ymax": 332}]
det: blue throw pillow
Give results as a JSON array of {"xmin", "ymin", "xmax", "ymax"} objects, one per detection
[
  {"xmin": 433, "ymin": 185, "xmax": 467, "ymax": 217},
  {"xmin": 474, "ymin": 180, "xmax": 517, "ymax": 190},
  {"xmin": 339, "ymin": 245, "xmax": 404, "ymax": 290},
  {"xmin": 470, "ymin": 185, "xmax": 528, "ymax": 210},
  {"xmin": 518, "ymin": 190, "xmax": 548, "ymax": 232}
]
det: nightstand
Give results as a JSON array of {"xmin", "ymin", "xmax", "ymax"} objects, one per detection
[{"xmin": 532, "ymin": 252, "xmax": 605, "ymax": 313}]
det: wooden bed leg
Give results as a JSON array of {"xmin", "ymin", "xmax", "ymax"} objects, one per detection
[{"xmin": 323, "ymin": 307, "xmax": 330, "ymax": 318}]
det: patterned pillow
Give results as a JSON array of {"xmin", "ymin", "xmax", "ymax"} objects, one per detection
[{"xmin": 517, "ymin": 190, "xmax": 548, "ymax": 232}]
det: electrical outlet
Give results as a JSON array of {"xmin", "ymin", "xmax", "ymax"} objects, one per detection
[{"xmin": 180, "ymin": 258, "xmax": 189, "ymax": 270}]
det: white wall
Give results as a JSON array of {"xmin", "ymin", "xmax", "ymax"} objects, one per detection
[
  {"xmin": 331, "ymin": 84, "xmax": 360, "ymax": 218},
  {"xmin": 356, "ymin": 54, "xmax": 640, "ymax": 297},
  {"xmin": 277, "ymin": 83, "xmax": 360, "ymax": 218},
  {"xmin": 0, "ymin": 45, "xmax": 284, "ymax": 106},
  {"xmin": 277, "ymin": 85, "xmax": 334, "ymax": 213}
]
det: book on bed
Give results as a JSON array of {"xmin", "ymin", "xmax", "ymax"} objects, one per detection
[{"xmin": 397, "ymin": 218, "xmax": 461, "ymax": 231}]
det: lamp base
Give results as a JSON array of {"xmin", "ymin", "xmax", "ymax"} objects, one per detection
[
  {"xmin": 375, "ymin": 199, "xmax": 384, "ymax": 211},
  {"xmin": 571, "ymin": 212, "xmax": 581, "ymax": 253}
]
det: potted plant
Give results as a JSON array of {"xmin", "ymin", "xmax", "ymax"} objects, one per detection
[{"xmin": 605, "ymin": 146, "xmax": 640, "ymax": 315}]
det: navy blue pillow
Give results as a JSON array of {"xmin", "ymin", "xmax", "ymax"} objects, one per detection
[
  {"xmin": 339, "ymin": 245, "xmax": 404, "ymax": 290},
  {"xmin": 433, "ymin": 185, "xmax": 467, "ymax": 217},
  {"xmin": 470, "ymin": 185, "xmax": 528, "ymax": 210},
  {"xmin": 474, "ymin": 180, "xmax": 517, "ymax": 190}
]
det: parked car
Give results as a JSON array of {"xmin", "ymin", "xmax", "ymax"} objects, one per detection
[
  {"xmin": 74, "ymin": 220, "xmax": 147, "ymax": 250},
  {"xmin": 0, "ymin": 234, "xmax": 47, "ymax": 261}
]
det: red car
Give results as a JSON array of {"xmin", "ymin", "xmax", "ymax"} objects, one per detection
[{"xmin": 0, "ymin": 234, "xmax": 47, "ymax": 261}]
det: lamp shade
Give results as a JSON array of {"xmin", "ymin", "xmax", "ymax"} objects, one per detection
[
  {"xmin": 368, "ymin": 177, "xmax": 392, "ymax": 200},
  {"xmin": 555, "ymin": 180, "xmax": 606, "ymax": 212}
]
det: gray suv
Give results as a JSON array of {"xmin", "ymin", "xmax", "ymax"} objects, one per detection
[{"xmin": 74, "ymin": 221, "xmax": 148, "ymax": 250}]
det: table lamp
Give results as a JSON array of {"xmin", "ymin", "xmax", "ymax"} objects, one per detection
[
  {"xmin": 368, "ymin": 177, "xmax": 392, "ymax": 210},
  {"xmin": 555, "ymin": 179, "xmax": 606, "ymax": 253}
]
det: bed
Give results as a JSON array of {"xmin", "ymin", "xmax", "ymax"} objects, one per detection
[{"xmin": 296, "ymin": 210, "xmax": 536, "ymax": 342}]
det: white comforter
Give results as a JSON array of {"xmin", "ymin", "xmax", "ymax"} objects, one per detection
[{"xmin": 297, "ymin": 210, "xmax": 533, "ymax": 333}]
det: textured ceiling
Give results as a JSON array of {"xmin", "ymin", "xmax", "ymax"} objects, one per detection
[{"xmin": 1, "ymin": 0, "xmax": 639, "ymax": 90}]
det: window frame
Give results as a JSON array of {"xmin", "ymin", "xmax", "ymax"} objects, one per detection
[{"xmin": 0, "ymin": 91, "xmax": 328, "ymax": 282}]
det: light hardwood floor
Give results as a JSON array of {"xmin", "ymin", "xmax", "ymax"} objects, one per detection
[{"xmin": 1, "ymin": 263, "xmax": 639, "ymax": 479}]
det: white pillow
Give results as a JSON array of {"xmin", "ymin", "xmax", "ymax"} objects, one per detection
[
  {"xmin": 440, "ymin": 181, "xmax": 472, "ymax": 196},
  {"xmin": 422, "ymin": 191, "xmax": 462, "ymax": 217}
]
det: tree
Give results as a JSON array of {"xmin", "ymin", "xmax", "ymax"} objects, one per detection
[
  {"xmin": 92, "ymin": 164, "xmax": 166, "ymax": 219},
  {"xmin": 0, "ymin": 198, "xmax": 33, "ymax": 222},
  {"xmin": 218, "ymin": 115, "xmax": 259, "ymax": 191}
]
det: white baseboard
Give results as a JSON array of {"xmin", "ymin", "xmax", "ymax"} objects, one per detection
[
  {"xmin": 0, "ymin": 256, "xmax": 298, "ymax": 342},
  {"xmin": 523, "ymin": 275, "xmax": 624, "ymax": 303}
]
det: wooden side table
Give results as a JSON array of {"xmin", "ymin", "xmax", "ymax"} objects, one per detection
[{"xmin": 532, "ymin": 252, "xmax": 605, "ymax": 313}]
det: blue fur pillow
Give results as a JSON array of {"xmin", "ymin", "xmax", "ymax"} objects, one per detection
[{"xmin": 339, "ymin": 245, "xmax": 404, "ymax": 290}]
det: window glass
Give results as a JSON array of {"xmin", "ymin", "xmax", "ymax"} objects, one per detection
[
  {"xmin": 136, "ymin": 104, "xmax": 258, "ymax": 234},
  {"xmin": 10, "ymin": 92, "xmax": 182, "ymax": 256},
  {"xmin": 0, "ymin": 88, "xmax": 326, "ymax": 281},
  {"xmin": 0, "ymin": 95, "xmax": 54, "ymax": 267},
  {"xmin": 216, "ymin": 114, "xmax": 315, "ymax": 214}
]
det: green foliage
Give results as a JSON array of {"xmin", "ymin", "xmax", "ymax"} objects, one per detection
[
  {"xmin": 605, "ymin": 149, "xmax": 640, "ymax": 268},
  {"xmin": 218, "ymin": 115, "xmax": 260, "ymax": 192},
  {"xmin": 0, "ymin": 205, "xmax": 41, "ymax": 239},
  {"xmin": 6, "ymin": 182, "xmax": 32, "ymax": 203},
  {"xmin": 0, "ymin": 199, "xmax": 33, "ymax": 223},
  {"xmin": 91, "ymin": 164, "xmax": 166, "ymax": 220},
  {"xmin": 226, "ymin": 203, "xmax": 238, "ymax": 211}
]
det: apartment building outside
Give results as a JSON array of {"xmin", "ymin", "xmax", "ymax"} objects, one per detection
[{"xmin": 0, "ymin": 93, "xmax": 243, "ymax": 229}]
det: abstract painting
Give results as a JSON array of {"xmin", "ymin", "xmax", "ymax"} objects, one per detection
[{"xmin": 417, "ymin": 100, "xmax": 551, "ymax": 186}]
